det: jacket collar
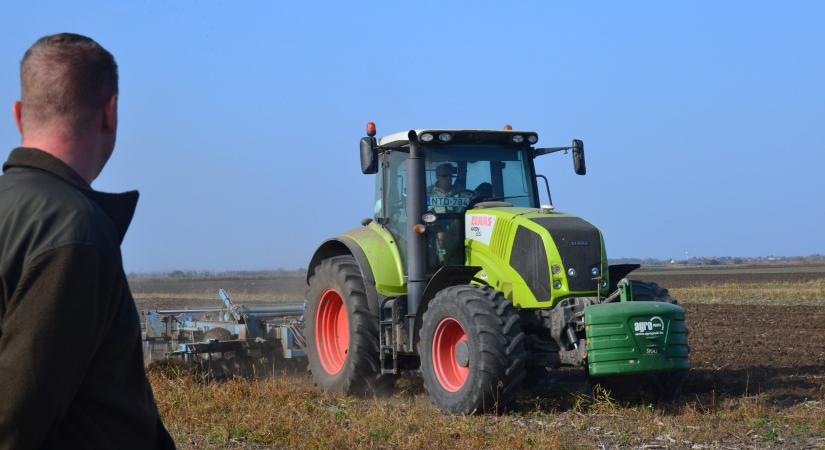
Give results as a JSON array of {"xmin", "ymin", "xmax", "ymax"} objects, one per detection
[{"xmin": 3, "ymin": 147, "xmax": 139, "ymax": 243}]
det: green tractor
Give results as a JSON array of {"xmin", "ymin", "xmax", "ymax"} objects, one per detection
[{"xmin": 304, "ymin": 124, "xmax": 689, "ymax": 413}]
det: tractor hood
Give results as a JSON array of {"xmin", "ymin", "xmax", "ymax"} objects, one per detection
[{"xmin": 465, "ymin": 207, "xmax": 607, "ymax": 307}]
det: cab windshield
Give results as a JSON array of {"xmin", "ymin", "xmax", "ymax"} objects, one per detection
[
  {"xmin": 423, "ymin": 145, "xmax": 537, "ymax": 213},
  {"xmin": 375, "ymin": 144, "xmax": 537, "ymax": 274}
]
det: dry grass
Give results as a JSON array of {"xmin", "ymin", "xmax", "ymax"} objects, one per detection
[
  {"xmin": 672, "ymin": 278, "xmax": 825, "ymax": 305},
  {"xmin": 150, "ymin": 367, "xmax": 825, "ymax": 449}
]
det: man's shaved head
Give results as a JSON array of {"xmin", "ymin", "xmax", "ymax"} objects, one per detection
[{"xmin": 20, "ymin": 33, "xmax": 118, "ymax": 136}]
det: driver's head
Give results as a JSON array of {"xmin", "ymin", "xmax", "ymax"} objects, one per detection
[{"xmin": 435, "ymin": 163, "xmax": 454, "ymax": 191}]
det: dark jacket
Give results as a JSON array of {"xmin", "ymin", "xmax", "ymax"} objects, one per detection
[{"xmin": 0, "ymin": 148, "xmax": 174, "ymax": 449}]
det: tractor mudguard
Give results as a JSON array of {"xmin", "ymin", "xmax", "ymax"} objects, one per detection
[
  {"xmin": 607, "ymin": 264, "xmax": 640, "ymax": 292},
  {"xmin": 412, "ymin": 265, "xmax": 483, "ymax": 349},
  {"xmin": 421, "ymin": 265, "xmax": 483, "ymax": 302},
  {"xmin": 306, "ymin": 236, "xmax": 382, "ymax": 314},
  {"xmin": 307, "ymin": 223, "xmax": 407, "ymax": 310},
  {"xmin": 585, "ymin": 301, "xmax": 689, "ymax": 377}
]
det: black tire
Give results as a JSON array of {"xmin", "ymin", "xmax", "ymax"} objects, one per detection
[
  {"xmin": 419, "ymin": 285, "xmax": 526, "ymax": 414},
  {"xmin": 305, "ymin": 256, "xmax": 393, "ymax": 395},
  {"xmin": 629, "ymin": 280, "xmax": 678, "ymax": 304}
]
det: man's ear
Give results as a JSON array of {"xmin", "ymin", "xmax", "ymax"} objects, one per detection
[
  {"xmin": 102, "ymin": 94, "xmax": 117, "ymax": 132},
  {"xmin": 12, "ymin": 101, "xmax": 23, "ymax": 134}
]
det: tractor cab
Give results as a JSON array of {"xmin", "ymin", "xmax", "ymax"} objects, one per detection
[{"xmin": 363, "ymin": 127, "xmax": 566, "ymax": 276}]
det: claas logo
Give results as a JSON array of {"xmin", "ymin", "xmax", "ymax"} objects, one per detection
[{"xmin": 470, "ymin": 216, "xmax": 494, "ymax": 227}]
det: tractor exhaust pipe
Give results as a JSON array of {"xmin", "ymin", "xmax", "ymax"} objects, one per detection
[{"xmin": 406, "ymin": 130, "xmax": 426, "ymax": 349}]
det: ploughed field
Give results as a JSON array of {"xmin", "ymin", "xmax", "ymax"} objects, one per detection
[
  {"xmin": 134, "ymin": 264, "xmax": 825, "ymax": 449},
  {"xmin": 628, "ymin": 265, "xmax": 825, "ymax": 405}
]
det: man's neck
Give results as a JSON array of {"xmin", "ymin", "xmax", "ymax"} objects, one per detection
[{"xmin": 21, "ymin": 131, "xmax": 100, "ymax": 184}]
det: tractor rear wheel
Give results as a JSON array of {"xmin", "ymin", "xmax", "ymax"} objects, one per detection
[
  {"xmin": 419, "ymin": 285, "xmax": 526, "ymax": 414},
  {"xmin": 305, "ymin": 256, "xmax": 393, "ymax": 395},
  {"xmin": 629, "ymin": 280, "xmax": 678, "ymax": 304}
]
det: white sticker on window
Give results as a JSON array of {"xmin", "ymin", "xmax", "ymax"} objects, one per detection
[
  {"xmin": 427, "ymin": 196, "xmax": 471, "ymax": 208},
  {"xmin": 465, "ymin": 214, "xmax": 497, "ymax": 245}
]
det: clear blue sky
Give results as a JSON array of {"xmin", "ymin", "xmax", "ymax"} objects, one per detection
[{"xmin": 1, "ymin": 2, "xmax": 823, "ymax": 271}]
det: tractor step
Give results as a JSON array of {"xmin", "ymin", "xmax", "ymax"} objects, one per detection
[{"xmin": 379, "ymin": 298, "xmax": 398, "ymax": 374}]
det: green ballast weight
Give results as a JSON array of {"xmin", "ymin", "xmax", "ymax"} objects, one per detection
[{"xmin": 585, "ymin": 301, "xmax": 689, "ymax": 377}]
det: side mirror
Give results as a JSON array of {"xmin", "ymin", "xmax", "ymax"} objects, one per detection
[
  {"xmin": 572, "ymin": 139, "xmax": 586, "ymax": 175},
  {"xmin": 360, "ymin": 137, "xmax": 378, "ymax": 174}
]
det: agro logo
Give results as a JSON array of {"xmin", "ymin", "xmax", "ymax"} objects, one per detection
[{"xmin": 633, "ymin": 316, "xmax": 665, "ymax": 336}]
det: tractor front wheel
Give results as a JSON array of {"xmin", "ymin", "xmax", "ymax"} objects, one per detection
[
  {"xmin": 305, "ymin": 256, "xmax": 393, "ymax": 395},
  {"xmin": 419, "ymin": 285, "xmax": 526, "ymax": 414}
]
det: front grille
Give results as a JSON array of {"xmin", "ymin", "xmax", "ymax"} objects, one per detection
[
  {"xmin": 490, "ymin": 218, "xmax": 513, "ymax": 259},
  {"xmin": 509, "ymin": 226, "xmax": 551, "ymax": 301},
  {"xmin": 531, "ymin": 217, "xmax": 602, "ymax": 292}
]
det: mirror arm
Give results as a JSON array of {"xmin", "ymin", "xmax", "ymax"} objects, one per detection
[{"xmin": 533, "ymin": 146, "xmax": 571, "ymax": 157}]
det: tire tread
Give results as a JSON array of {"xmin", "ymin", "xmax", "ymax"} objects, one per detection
[{"xmin": 420, "ymin": 284, "xmax": 526, "ymax": 414}]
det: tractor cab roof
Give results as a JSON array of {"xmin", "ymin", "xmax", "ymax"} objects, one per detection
[{"xmin": 377, "ymin": 129, "xmax": 539, "ymax": 149}]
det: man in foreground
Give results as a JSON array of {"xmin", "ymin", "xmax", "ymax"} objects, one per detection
[{"xmin": 0, "ymin": 33, "xmax": 174, "ymax": 449}]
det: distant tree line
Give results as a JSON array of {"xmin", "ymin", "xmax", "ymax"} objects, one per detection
[
  {"xmin": 128, "ymin": 268, "xmax": 308, "ymax": 279},
  {"xmin": 610, "ymin": 254, "xmax": 825, "ymax": 266},
  {"xmin": 126, "ymin": 254, "xmax": 825, "ymax": 278}
]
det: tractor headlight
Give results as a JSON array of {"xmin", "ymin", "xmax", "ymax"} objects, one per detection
[
  {"xmin": 591, "ymin": 266, "xmax": 600, "ymax": 277},
  {"xmin": 567, "ymin": 267, "xmax": 577, "ymax": 277},
  {"xmin": 422, "ymin": 212, "xmax": 437, "ymax": 224},
  {"xmin": 438, "ymin": 133, "xmax": 452, "ymax": 142},
  {"xmin": 551, "ymin": 264, "xmax": 561, "ymax": 274},
  {"xmin": 600, "ymin": 279, "xmax": 608, "ymax": 288},
  {"xmin": 420, "ymin": 133, "xmax": 434, "ymax": 143},
  {"xmin": 553, "ymin": 280, "xmax": 562, "ymax": 290},
  {"xmin": 527, "ymin": 135, "xmax": 538, "ymax": 144},
  {"xmin": 512, "ymin": 135, "xmax": 524, "ymax": 144}
]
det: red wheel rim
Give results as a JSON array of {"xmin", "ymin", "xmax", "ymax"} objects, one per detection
[
  {"xmin": 432, "ymin": 317, "xmax": 469, "ymax": 392},
  {"xmin": 315, "ymin": 289, "xmax": 349, "ymax": 375}
]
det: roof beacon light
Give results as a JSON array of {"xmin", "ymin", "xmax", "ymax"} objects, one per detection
[
  {"xmin": 420, "ymin": 133, "xmax": 434, "ymax": 143},
  {"xmin": 503, "ymin": 124, "xmax": 513, "ymax": 131},
  {"xmin": 437, "ymin": 132, "xmax": 452, "ymax": 142},
  {"xmin": 512, "ymin": 135, "xmax": 524, "ymax": 144},
  {"xmin": 366, "ymin": 122, "xmax": 376, "ymax": 137}
]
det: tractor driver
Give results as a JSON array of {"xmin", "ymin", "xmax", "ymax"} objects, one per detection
[
  {"xmin": 426, "ymin": 163, "xmax": 473, "ymax": 266},
  {"xmin": 429, "ymin": 163, "xmax": 458, "ymax": 197},
  {"xmin": 427, "ymin": 163, "xmax": 473, "ymax": 214}
]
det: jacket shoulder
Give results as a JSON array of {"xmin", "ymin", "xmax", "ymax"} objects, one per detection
[{"xmin": 0, "ymin": 169, "xmax": 118, "ymax": 256}]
